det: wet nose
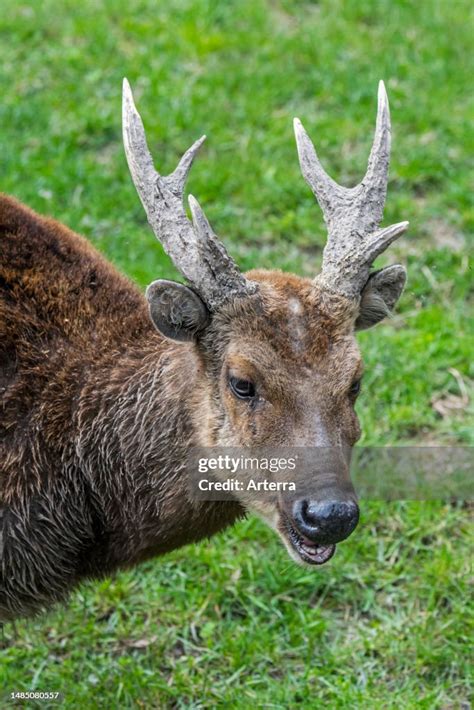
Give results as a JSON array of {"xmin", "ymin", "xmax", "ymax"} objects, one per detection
[{"xmin": 292, "ymin": 499, "xmax": 359, "ymax": 544}]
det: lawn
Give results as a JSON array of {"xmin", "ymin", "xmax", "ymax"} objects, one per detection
[{"xmin": 0, "ymin": 0, "xmax": 472, "ymax": 708}]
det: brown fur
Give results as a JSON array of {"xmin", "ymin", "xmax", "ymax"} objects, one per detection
[{"xmin": 0, "ymin": 195, "xmax": 363, "ymax": 620}]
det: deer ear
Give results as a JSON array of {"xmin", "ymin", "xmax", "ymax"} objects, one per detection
[
  {"xmin": 355, "ymin": 265, "xmax": 406, "ymax": 330},
  {"xmin": 146, "ymin": 280, "xmax": 210, "ymax": 342}
]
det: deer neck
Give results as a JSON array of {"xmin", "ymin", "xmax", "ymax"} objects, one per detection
[{"xmin": 76, "ymin": 337, "xmax": 242, "ymax": 570}]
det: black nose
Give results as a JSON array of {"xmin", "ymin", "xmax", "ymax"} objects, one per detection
[{"xmin": 292, "ymin": 499, "xmax": 359, "ymax": 544}]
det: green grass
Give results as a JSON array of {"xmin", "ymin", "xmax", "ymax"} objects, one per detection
[{"xmin": 0, "ymin": 0, "xmax": 472, "ymax": 707}]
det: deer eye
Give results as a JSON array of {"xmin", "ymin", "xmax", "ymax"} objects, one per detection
[
  {"xmin": 349, "ymin": 378, "xmax": 362, "ymax": 397},
  {"xmin": 229, "ymin": 377, "xmax": 256, "ymax": 400}
]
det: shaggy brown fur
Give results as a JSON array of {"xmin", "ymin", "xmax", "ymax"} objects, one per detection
[{"xmin": 1, "ymin": 194, "xmax": 365, "ymax": 620}]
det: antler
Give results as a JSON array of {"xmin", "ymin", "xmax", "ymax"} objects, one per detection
[
  {"xmin": 294, "ymin": 81, "xmax": 408, "ymax": 299},
  {"xmin": 122, "ymin": 79, "xmax": 257, "ymax": 310}
]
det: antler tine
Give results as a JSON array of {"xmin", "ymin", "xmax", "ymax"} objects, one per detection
[
  {"xmin": 366, "ymin": 221, "xmax": 409, "ymax": 264},
  {"xmin": 360, "ymin": 80, "xmax": 391, "ymax": 230},
  {"xmin": 294, "ymin": 82, "xmax": 408, "ymax": 299},
  {"xmin": 188, "ymin": 195, "xmax": 249, "ymax": 292},
  {"xmin": 167, "ymin": 135, "xmax": 207, "ymax": 199},
  {"xmin": 122, "ymin": 78, "xmax": 158, "ymax": 210},
  {"xmin": 122, "ymin": 79, "xmax": 255, "ymax": 310},
  {"xmin": 293, "ymin": 117, "xmax": 342, "ymax": 220}
]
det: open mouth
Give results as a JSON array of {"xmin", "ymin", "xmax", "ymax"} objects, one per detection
[{"xmin": 283, "ymin": 517, "xmax": 336, "ymax": 565}]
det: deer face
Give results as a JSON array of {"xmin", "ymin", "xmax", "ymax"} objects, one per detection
[{"xmin": 123, "ymin": 79, "xmax": 408, "ymax": 566}]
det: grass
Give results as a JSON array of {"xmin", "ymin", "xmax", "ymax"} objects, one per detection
[{"xmin": 0, "ymin": 0, "xmax": 472, "ymax": 707}]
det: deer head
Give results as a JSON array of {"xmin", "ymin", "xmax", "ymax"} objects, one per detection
[{"xmin": 122, "ymin": 79, "xmax": 408, "ymax": 566}]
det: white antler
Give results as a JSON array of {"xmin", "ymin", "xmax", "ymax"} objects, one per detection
[
  {"xmin": 122, "ymin": 79, "xmax": 257, "ymax": 310},
  {"xmin": 294, "ymin": 81, "xmax": 408, "ymax": 298}
]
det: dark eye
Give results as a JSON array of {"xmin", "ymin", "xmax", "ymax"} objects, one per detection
[
  {"xmin": 349, "ymin": 378, "xmax": 362, "ymax": 397},
  {"xmin": 229, "ymin": 377, "xmax": 256, "ymax": 400}
]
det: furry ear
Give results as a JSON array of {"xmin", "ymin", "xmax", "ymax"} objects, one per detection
[
  {"xmin": 355, "ymin": 265, "xmax": 407, "ymax": 330},
  {"xmin": 146, "ymin": 280, "xmax": 210, "ymax": 342}
]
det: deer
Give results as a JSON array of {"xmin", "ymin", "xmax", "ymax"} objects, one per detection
[{"xmin": 0, "ymin": 80, "xmax": 408, "ymax": 620}]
